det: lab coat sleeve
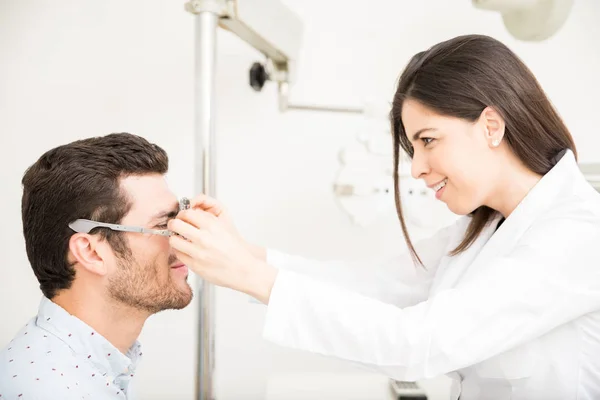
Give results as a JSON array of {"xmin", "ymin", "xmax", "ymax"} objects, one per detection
[
  {"xmin": 266, "ymin": 217, "xmax": 465, "ymax": 307},
  {"xmin": 263, "ymin": 215, "xmax": 600, "ymax": 381}
]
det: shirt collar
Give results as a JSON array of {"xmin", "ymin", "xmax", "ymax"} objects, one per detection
[{"xmin": 35, "ymin": 297, "xmax": 143, "ymax": 378}]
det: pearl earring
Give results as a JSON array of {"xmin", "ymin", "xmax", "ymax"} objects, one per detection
[{"xmin": 492, "ymin": 139, "xmax": 500, "ymax": 147}]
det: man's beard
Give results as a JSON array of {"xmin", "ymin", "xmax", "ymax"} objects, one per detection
[{"xmin": 108, "ymin": 251, "xmax": 193, "ymax": 314}]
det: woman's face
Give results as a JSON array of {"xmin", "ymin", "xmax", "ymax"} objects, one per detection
[{"xmin": 401, "ymin": 99, "xmax": 499, "ymax": 215}]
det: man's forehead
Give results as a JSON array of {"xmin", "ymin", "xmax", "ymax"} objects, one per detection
[{"xmin": 119, "ymin": 174, "xmax": 178, "ymax": 219}]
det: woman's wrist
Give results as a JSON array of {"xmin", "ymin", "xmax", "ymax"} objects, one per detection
[
  {"xmin": 242, "ymin": 258, "xmax": 278, "ymax": 304},
  {"xmin": 247, "ymin": 243, "xmax": 267, "ymax": 261}
]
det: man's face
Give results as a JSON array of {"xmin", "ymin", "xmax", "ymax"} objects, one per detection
[{"xmin": 106, "ymin": 174, "xmax": 193, "ymax": 314}]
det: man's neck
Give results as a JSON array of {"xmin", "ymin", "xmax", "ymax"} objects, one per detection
[{"xmin": 52, "ymin": 289, "xmax": 149, "ymax": 355}]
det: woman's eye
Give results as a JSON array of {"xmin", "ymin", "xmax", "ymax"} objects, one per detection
[
  {"xmin": 422, "ymin": 137, "xmax": 434, "ymax": 145},
  {"xmin": 156, "ymin": 223, "xmax": 168, "ymax": 229}
]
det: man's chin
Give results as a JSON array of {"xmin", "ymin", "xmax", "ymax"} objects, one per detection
[
  {"xmin": 172, "ymin": 285, "xmax": 194, "ymax": 310},
  {"xmin": 148, "ymin": 285, "xmax": 194, "ymax": 313}
]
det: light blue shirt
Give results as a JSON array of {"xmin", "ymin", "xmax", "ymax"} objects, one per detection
[{"xmin": 0, "ymin": 297, "xmax": 142, "ymax": 399}]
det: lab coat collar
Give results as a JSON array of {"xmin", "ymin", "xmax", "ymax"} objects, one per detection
[
  {"xmin": 505, "ymin": 148, "xmax": 576, "ymax": 222},
  {"xmin": 485, "ymin": 148, "xmax": 576, "ymax": 231},
  {"xmin": 460, "ymin": 149, "xmax": 577, "ymax": 281}
]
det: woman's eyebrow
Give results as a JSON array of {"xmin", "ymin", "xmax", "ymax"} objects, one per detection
[{"xmin": 410, "ymin": 127, "xmax": 437, "ymax": 142}]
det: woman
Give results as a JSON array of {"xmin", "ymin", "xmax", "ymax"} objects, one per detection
[{"xmin": 168, "ymin": 34, "xmax": 600, "ymax": 399}]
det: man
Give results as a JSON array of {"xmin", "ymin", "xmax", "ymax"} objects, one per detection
[{"xmin": 0, "ymin": 133, "xmax": 193, "ymax": 398}]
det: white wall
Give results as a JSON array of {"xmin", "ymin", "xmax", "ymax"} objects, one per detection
[{"xmin": 1, "ymin": 1, "xmax": 599, "ymax": 399}]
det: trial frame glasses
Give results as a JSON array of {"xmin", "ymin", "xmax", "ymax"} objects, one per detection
[{"xmin": 68, "ymin": 197, "xmax": 191, "ymax": 237}]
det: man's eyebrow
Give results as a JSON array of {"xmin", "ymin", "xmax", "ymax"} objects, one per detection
[
  {"xmin": 149, "ymin": 205, "xmax": 180, "ymax": 222},
  {"xmin": 410, "ymin": 128, "xmax": 437, "ymax": 142}
]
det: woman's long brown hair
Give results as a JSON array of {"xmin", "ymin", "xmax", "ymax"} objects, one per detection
[{"xmin": 390, "ymin": 34, "xmax": 577, "ymax": 266}]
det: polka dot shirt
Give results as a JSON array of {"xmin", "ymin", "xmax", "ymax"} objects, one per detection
[{"xmin": 0, "ymin": 297, "xmax": 143, "ymax": 399}]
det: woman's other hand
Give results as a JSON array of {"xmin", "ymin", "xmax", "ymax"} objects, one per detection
[
  {"xmin": 168, "ymin": 208, "xmax": 277, "ymax": 304},
  {"xmin": 188, "ymin": 194, "xmax": 266, "ymax": 260}
]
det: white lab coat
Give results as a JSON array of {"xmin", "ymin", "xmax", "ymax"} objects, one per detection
[{"xmin": 263, "ymin": 149, "xmax": 600, "ymax": 400}]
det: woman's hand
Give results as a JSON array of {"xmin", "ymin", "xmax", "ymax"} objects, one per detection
[
  {"xmin": 168, "ymin": 207, "xmax": 277, "ymax": 304},
  {"xmin": 187, "ymin": 194, "xmax": 266, "ymax": 261}
]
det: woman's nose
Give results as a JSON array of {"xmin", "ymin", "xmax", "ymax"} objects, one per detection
[{"xmin": 411, "ymin": 151, "xmax": 430, "ymax": 180}]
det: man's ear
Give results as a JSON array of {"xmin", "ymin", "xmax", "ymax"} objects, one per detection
[
  {"xmin": 68, "ymin": 234, "xmax": 109, "ymax": 276},
  {"xmin": 479, "ymin": 106, "xmax": 506, "ymax": 148}
]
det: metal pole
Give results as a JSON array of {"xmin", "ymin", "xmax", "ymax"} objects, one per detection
[
  {"xmin": 194, "ymin": 9, "xmax": 219, "ymax": 400},
  {"xmin": 284, "ymin": 103, "xmax": 364, "ymax": 114},
  {"xmin": 278, "ymin": 82, "xmax": 364, "ymax": 115}
]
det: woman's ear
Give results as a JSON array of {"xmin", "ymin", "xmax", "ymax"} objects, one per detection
[
  {"xmin": 480, "ymin": 106, "xmax": 506, "ymax": 148},
  {"xmin": 68, "ymin": 234, "xmax": 109, "ymax": 276}
]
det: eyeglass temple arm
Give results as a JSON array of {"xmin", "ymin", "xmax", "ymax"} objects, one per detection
[{"xmin": 69, "ymin": 219, "xmax": 171, "ymax": 237}]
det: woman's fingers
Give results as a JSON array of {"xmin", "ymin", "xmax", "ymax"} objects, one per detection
[
  {"xmin": 168, "ymin": 217, "xmax": 210, "ymax": 244},
  {"xmin": 173, "ymin": 249, "xmax": 194, "ymax": 268},
  {"xmin": 169, "ymin": 233, "xmax": 202, "ymax": 259},
  {"xmin": 174, "ymin": 208, "xmax": 215, "ymax": 230},
  {"xmin": 189, "ymin": 194, "xmax": 226, "ymax": 217}
]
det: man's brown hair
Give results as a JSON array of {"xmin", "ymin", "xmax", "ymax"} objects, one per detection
[{"xmin": 21, "ymin": 132, "xmax": 169, "ymax": 298}]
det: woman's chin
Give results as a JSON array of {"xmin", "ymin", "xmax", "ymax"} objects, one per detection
[{"xmin": 446, "ymin": 200, "xmax": 478, "ymax": 216}]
